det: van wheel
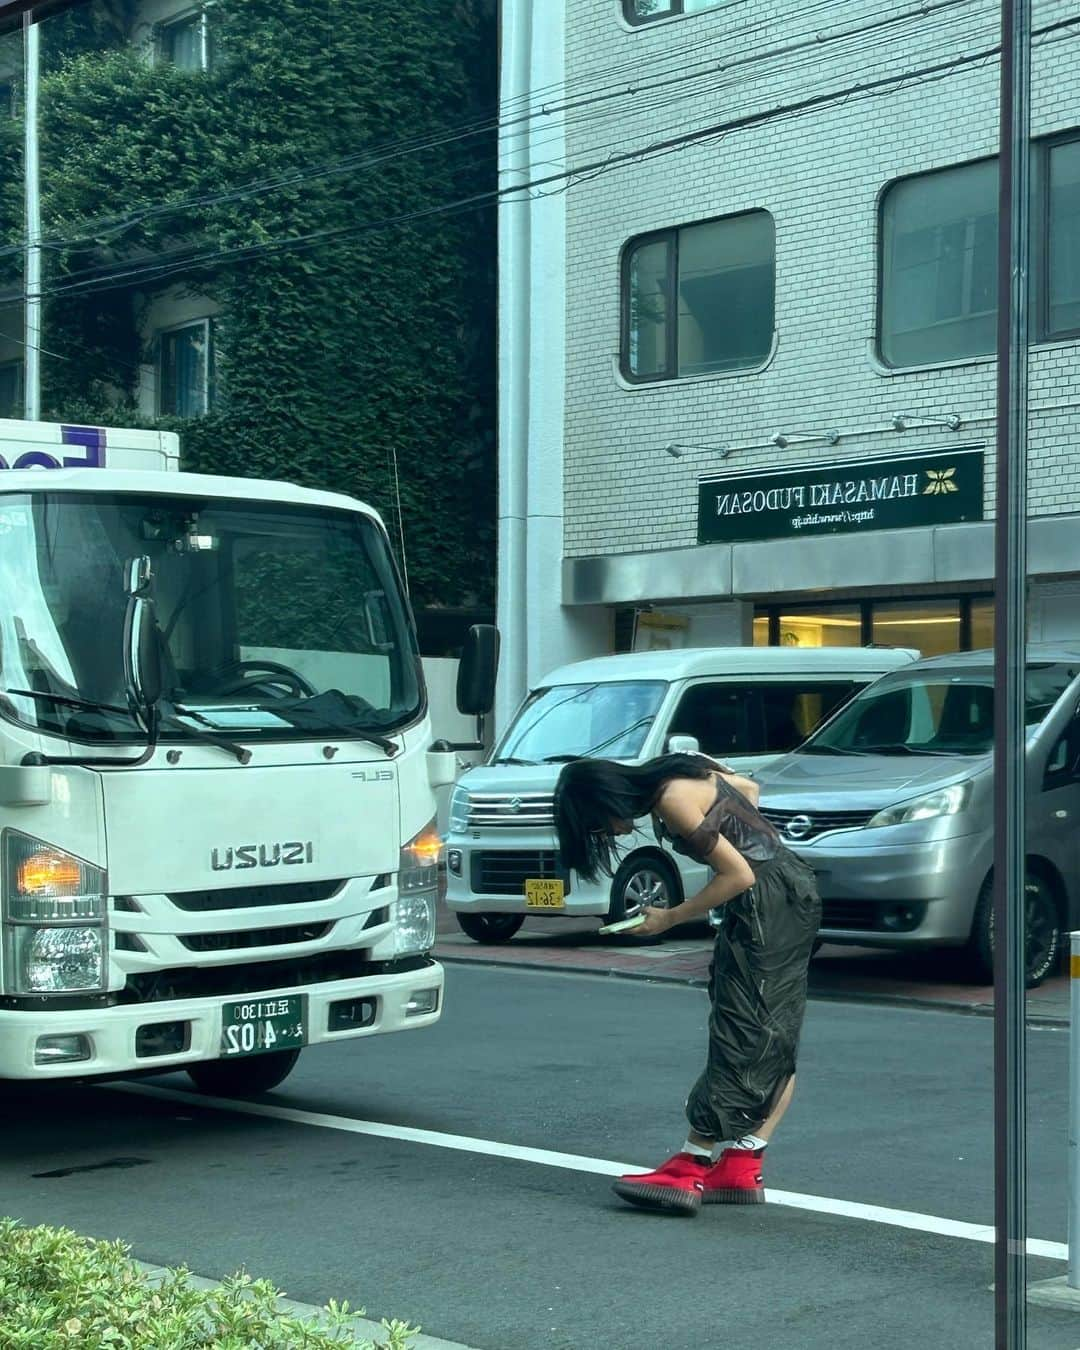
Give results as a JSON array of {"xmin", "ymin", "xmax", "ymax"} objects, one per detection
[
  {"xmin": 187, "ymin": 1048, "xmax": 301, "ymax": 1098},
  {"xmin": 967, "ymin": 873, "xmax": 1062, "ymax": 988},
  {"xmin": 607, "ymin": 854, "xmax": 682, "ymax": 925},
  {"xmin": 456, "ymin": 913, "xmax": 525, "ymax": 943}
]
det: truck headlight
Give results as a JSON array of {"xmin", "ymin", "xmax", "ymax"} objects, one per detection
[
  {"xmin": 448, "ymin": 785, "xmax": 470, "ymax": 833},
  {"xmin": 2, "ymin": 833, "xmax": 106, "ymax": 994},
  {"xmin": 395, "ymin": 819, "xmax": 440, "ymax": 957},
  {"xmin": 867, "ymin": 782, "xmax": 972, "ymax": 829}
]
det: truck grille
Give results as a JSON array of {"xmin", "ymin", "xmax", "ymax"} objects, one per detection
[
  {"xmin": 471, "ymin": 850, "xmax": 567, "ymax": 895},
  {"xmin": 467, "ymin": 793, "xmax": 554, "ymax": 828},
  {"xmin": 762, "ymin": 808, "xmax": 876, "ymax": 842},
  {"xmin": 165, "ymin": 878, "xmax": 349, "ymax": 911},
  {"xmin": 180, "ymin": 921, "xmax": 334, "ymax": 952},
  {"xmin": 118, "ymin": 953, "xmax": 432, "ymax": 1003}
]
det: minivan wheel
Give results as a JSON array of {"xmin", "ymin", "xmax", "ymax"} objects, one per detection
[
  {"xmin": 607, "ymin": 854, "xmax": 682, "ymax": 925},
  {"xmin": 456, "ymin": 912, "xmax": 525, "ymax": 944},
  {"xmin": 967, "ymin": 873, "xmax": 1062, "ymax": 988}
]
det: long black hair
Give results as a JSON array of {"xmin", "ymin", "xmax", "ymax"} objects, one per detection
[{"xmin": 552, "ymin": 753, "xmax": 720, "ymax": 882}]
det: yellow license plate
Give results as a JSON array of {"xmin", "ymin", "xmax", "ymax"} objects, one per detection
[{"xmin": 525, "ymin": 878, "xmax": 565, "ymax": 909}]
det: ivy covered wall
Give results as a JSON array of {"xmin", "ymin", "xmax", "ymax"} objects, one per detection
[{"xmin": 0, "ymin": 0, "xmax": 496, "ymax": 612}]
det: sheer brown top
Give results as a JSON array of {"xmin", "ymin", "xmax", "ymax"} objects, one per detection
[{"xmin": 653, "ymin": 774, "xmax": 782, "ymax": 870}]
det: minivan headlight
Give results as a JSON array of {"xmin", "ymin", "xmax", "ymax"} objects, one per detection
[
  {"xmin": 868, "ymin": 782, "xmax": 972, "ymax": 829},
  {"xmin": 448, "ymin": 785, "xmax": 470, "ymax": 833},
  {"xmin": 2, "ymin": 832, "xmax": 107, "ymax": 994}
]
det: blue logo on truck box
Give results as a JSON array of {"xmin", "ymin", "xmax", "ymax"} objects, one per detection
[{"xmin": 0, "ymin": 425, "xmax": 106, "ymax": 470}]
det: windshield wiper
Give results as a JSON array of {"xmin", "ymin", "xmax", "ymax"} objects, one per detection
[
  {"xmin": 491, "ymin": 756, "xmax": 537, "ymax": 766},
  {"xmin": 797, "ymin": 744, "xmax": 871, "ymax": 757},
  {"xmin": 3, "ymin": 688, "xmax": 133, "ymax": 719},
  {"xmin": 857, "ymin": 744, "xmax": 970, "ymax": 757},
  {"xmin": 543, "ymin": 714, "xmax": 656, "ymax": 763}
]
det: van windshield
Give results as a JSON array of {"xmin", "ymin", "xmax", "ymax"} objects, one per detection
[
  {"xmin": 493, "ymin": 680, "xmax": 667, "ymax": 763},
  {"xmin": 800, "ymin": 662, "xmax": 1078, "ymax": 757}
]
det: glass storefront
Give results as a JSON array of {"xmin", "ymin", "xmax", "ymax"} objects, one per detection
[{"xmin": 755, "ymin": 595, "xmax": 995, "ymax": 656}]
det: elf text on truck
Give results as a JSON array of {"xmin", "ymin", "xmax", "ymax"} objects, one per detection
[{"xmin": 0, "ymin": 419, "xmax": 494, "ymax": 1095}]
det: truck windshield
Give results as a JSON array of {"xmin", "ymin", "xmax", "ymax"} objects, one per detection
[
  {"xmin": 0, "ymin": 491, "xmax": 422, "ymax": 743},
  {"xmin": 494, "ymin": 680, "xmax": 667, "ymax": 763},
  {"xmin": 799, "ymin": 662, "xmax": 1078, "ymax": 758}
]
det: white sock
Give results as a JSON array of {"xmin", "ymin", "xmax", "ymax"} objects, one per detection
[
  {"xmin": 729, "ymin": 1133, "xmax": 768, "ymax": 1152},
  {"xmin": 681, "ymin": 1139, "xmax": 714, "ymax": 1161}
]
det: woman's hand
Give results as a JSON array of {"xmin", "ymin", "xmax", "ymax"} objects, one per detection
[{"xmin": 633, "ymin": 905, "xmax": 676, "ymax": 938}]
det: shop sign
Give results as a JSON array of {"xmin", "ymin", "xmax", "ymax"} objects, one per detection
[{"xmin": 697, "ymin": 446, "xmax": 984, "ymax": 545}]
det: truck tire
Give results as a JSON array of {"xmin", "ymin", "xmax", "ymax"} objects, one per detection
[
  {"xmin": 607, "ymin": 853, "xmax": 682, "ymax": 925},
  {"xmin": 456, "ymin": 912, "xmax": 524, "ymax": 943},
  {"xmin": 186, "ymin": 1048, "xmax": 301, "ymax": 1097},
  {"xmin": 966, "ymin": 872, "xmax": 1062, "ymax": 988}
]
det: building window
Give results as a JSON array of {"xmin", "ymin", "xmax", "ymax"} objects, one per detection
[
  {"xmin": 623, "ymin": 0, "xmax": 731, "ymax": 23},
  {"xmin": 0, "ymin": 361, "xmax": 23, "ymax": 419},
  {"xmin": 879, "ymin": 138, "xmax": 1080, "ymax": 365},
  {"xmin": 621, "ymin": 210, "xmax": 774, "ymax": 381},
  {"xmin": 879, "ymin": 160, "xmax": 998, "ymax": 368},
  {"xmin": 754, "ymin": 596, "xmax": 994, "ymax": 655},
  {"xmin": 1044, "ymin": 137, "xmax": 1080, "ymax": 338},
  {"xmin": 158, "ymin": 9, "xmax": 210, "ymax": 72},
  {"xmin": 158, "ymin": 320, "xmax": 214, "ymax": 418}
]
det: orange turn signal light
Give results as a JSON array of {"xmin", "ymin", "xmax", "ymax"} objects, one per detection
[
  {"xmin": 17, "ymin": 850, "xmax": 83, "ymax": 896},
  {"xmin": 405, "ymin": 829, "xmax": 443, "ymax": 868}
]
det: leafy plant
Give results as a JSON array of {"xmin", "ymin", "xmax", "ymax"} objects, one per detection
[
  {"xmin": 0, "ymin": 1218, "xmax": 417, "ymax": 1349},
  {"xmin": 0, "ymin": 0, "xmax": 496, "ymax": 610}
]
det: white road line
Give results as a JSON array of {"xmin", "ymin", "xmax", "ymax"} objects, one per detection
[{"xmin": 115, "ymin": 1081, "xmax": 1067, "ymax": 1263}]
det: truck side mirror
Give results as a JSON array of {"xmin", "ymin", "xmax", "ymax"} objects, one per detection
[
  {"xmin": 667, "ymin": 734, "xmax": 700, "ymax": 755},
  {"xmin": 456, "ymin": 624, "xmax": 499, "ymax": 716}
]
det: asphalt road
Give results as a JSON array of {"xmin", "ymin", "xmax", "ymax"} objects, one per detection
[{"xmin": 1, "ymin": 965, "xmax": 1077, "ymax": 1349}]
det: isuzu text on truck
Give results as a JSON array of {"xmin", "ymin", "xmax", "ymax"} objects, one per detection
[{"xmin": 0, "ymin": 418, "xmax": 491, "ymax": 1095}]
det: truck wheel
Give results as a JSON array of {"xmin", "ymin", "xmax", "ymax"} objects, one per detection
[
  {"xmin": 456, "ymin": 912, "xmax": 524, "ymax": 943},
  {"xmin": 967, "ymin": 873, "xmax": 1062, "ymax": 988},
  {"xmin": 607, "ymin": 853, "xmax": 682, "ymax": 925},
  {"xmin": 186, "ymin": 1048, "xmax": 301, "ymax": 1097}
]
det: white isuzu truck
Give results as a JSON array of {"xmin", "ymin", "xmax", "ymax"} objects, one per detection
[{"xmin": 0, "ymin": 418, "xmax": 491, "ymax": 1094}]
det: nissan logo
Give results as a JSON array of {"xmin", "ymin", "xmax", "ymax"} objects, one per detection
[{"xmin": 784, "ymin": 814, "xmax": 813, "ymax": 840}]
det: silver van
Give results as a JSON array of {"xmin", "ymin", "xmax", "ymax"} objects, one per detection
[
  {"xmin": 444, "ymin": 645, "xmax": 917, "ymax": 942},
  {"xmin": 753, "ymin": 644, "xmax": 1080, "ymax": 986}
]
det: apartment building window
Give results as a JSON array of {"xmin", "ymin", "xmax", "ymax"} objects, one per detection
[
  {"xmin": 158, "ymin": 9, "xmax": 210, "ymax": 72},
  {"xmin": 158, "ymin": 320, "xmax": 214, "ymax": 418},
  {"xmin": 1045, "ymin": 136, "xmax": 1080, "ymax": 338},
  {"xmin": 623, "ymin": 0, "xmax": 728, "ymax": 23},
  {"xmin": 879, "ymin": 137, "xmax": 1080, "ymax": 365},
  {"xmin": 621, "ymin": 210, "xmax": 774, "ymax": 381},
  {"xmin": 879, "ymin": 159, "xmax": 998, "ymax": 368},
  {"xmin": 0, "ymin": 361, "xmax": 23, "ymax": 418}
]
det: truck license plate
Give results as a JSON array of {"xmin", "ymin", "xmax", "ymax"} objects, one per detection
[
  {"xmin": 220, "ymin": 995, "xmax": 306, "ymax": 1057},
  {"xmin": 525, "ymin": 878, "xmax": 565, "ymax": 909}
]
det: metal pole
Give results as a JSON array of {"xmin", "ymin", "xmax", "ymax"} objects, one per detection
[
  {"xmin": 1069, "ymin": 932, "xmax": 1080, "ymax": 1290},
  {"xmin": 22, "ymin": 11, "xmax": 40, "ymax": 422},
  {"xmin": 993, "ymin": 0, "xmax": 1031, "ymax": 1339}
]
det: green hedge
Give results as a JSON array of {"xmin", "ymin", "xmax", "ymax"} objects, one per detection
[
  {"xmin": 0, "ymin": 0, "xmax": 495, "ymax": 609},
  {"xmin": 0, "ymin": 1219, "xmax": 415, "ymax": 1349}
]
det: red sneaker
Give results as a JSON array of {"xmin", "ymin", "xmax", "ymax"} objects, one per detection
[
  {"xmin": 611, "ymin": 1153, "xmax": 707, "ymax": 1215},
  {"xmin": 702, "ymin": 1147, "xmax": 766, "ymax": 1204}
]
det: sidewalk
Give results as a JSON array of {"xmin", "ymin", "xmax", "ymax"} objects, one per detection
[{"xmin": 434, "ymin": 905, "xmax": 1071, "ymax": 1024}]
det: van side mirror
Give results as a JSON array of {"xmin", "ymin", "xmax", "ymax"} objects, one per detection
[
  {"xmin": 456, "ymin": 624, "xmax": 499, "ymax": 717},
  {"xmin": 667, "ymin": 734, "xmax": 700, "ymax": 755}
]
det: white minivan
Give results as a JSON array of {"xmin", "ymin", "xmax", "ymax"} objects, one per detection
[{"xmin": 444, "ymin": 646, "xmax": 917, "ymax": 941}]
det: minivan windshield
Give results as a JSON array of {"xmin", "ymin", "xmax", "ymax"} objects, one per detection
[
  {"xmin": 799, "ymin": 662, "xmax": 1079, "ymax": 758},
  {"xmin": 493, "ymin": 680, "xmax": 667, "ymax": 763},
  {"xmin": 0, "ymin": 491, "xmax": 422, "ymax": 743}
]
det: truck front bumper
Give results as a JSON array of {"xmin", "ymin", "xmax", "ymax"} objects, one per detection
[{"xmin": 0, "ymin": 959, "xmax": 443, "ymax": 1080}]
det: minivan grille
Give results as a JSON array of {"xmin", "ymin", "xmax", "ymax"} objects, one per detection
[
  {"xmin": 467, "ymin": 793, "xmax": 554, "ymax": 829},
  {"xmin": 762, "ymin": 808, "xmax": 876, "ymax": 841},
  {"xmin": 471, "ymin": 850, "xmax": 567, "ymax": 895}
]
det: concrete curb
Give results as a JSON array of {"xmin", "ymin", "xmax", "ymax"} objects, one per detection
[
  {"xmin": 135, "ymin": 1261, "xmax": 478, "ymax": 1350},
  {"xmin": 437, "ymin": 951, "xmax": 1069, "ymax": 1029}
]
